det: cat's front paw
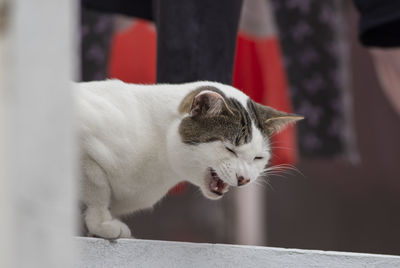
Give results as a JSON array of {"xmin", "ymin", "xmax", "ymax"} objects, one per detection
[{"xmin": 88, "ymin": 219, "xmax": 131, "ymax": 239}]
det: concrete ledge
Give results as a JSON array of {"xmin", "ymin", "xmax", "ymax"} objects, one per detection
[{"xmin": 77, "ymin": 237, "xmax": 400, "ymax": 268}]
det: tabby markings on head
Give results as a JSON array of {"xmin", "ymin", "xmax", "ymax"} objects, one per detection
[{"xmin": 178, "ymin": 86, "xmax": 254, "ymax": 146}]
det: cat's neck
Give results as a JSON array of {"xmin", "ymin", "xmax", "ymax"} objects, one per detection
[{"xmin": 124, "ymin": 83, "xmax": 196, "ymax": 129}]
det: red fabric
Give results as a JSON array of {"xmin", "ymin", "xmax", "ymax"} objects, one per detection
[
  {"xmin": 109, "ymin": 20, "xmax": 156, "ymax": 83},
  {"xmin": 108, "ymin": 21, "xmax": 297, "ymax": 193},
  {"xmin": 233, "ymin": 32, "xmax": 298, "ymax": 165}
]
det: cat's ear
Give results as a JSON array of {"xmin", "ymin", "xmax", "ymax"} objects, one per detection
[
  {"xmin": 257, "ymin": 104, "xmax": 303, "ymax": 135},
  {"xmin": 189, "ymin": 91, "xmax": 226, "ymax": 117}
]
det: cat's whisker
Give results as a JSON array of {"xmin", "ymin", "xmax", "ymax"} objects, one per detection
[
  {"xmin": 252, "ymin": 179, "xmax": 268, "ymax": 188},
  {"xmin": 270, "ymin": 146, "xmax": 294, "ymax": 151},
  {"xmin": 263, "ymin": 171, "xmax": 295, "ymax": 179},
  {"xmin": 265, "ymin": 168, "xmax": 295, "ymax": 174},
  {"xmin": 253, "ymin": 180, "xmax": 267, "ymax": 189},
  {"xmin": 260, "ymin": 168, "xmax": 298, "ymax": 180},
  {"xmin": 255, "ymin": 176, "xmax": 275, "ymax": 191},
  {"xmin": 267, "ymin": 174, "xmax": 289, "ymax": 180},
  {"xmin": 264, "ymin": 164, "xmax": 305, "ymax": 178}
]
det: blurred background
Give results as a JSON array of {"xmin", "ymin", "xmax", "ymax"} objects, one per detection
[{"xmin": 78, "ymin": 0, "xmax": 400, "ymax": 255}]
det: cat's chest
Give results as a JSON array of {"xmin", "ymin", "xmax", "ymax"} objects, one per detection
[{"xmin": 109, "ymin": 165, "xmax": 180, "ymax": 215}]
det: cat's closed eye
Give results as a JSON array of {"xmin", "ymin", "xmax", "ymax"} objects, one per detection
[
  {"xmin": 225, "ymin": 146, "xmax": 237, "ymax": 157},
  {"xmin": 254, "ymin": 156, "xmax": 264, "ymax": 160}
]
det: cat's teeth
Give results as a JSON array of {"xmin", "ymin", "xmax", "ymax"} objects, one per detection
[
  {"xmin": 210, "ymin": 178, "xmax": 218, "ymax": 190},
  {"xmin": 209, "ymin": 169, "xmax": 226, "ymax": 195}
]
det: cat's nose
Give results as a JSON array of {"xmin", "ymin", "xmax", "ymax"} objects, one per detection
[{"xmin": 237, "ymin": 175, "xmax": 250, "ymax": 186}]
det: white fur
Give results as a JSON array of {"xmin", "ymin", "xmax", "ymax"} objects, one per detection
[{"xmin": 77, "ymin": 80, "xmax": 270, "ymax": 239}]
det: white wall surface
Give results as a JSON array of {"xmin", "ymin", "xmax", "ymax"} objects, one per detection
[
  {"xmin": 0, "ymin": 0, "xmax": 77, "ymax": 267},
  {"xmin": 0, "ymin": 0, "xmax": 12, "ymax": 266},
  {"xmin": 78, "ymin": 237, "xmax": 400, "ymax": 268}
]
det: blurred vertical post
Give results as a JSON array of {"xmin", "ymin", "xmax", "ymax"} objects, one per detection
[
  {"xmin": 235, "ymin": 185, "xmax": 266, "ymax": 246},
  {"xmin": 0, "ymin": 0, "xmax": 77, "ymax": 267},
  {"xmin": 0, "ymin": 0, "xmax": 13, "ymax": 266}
]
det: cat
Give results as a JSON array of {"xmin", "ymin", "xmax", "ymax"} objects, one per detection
[{"xmin": 77, "ymin": 79, "xmax": 302, "ymax": 239}]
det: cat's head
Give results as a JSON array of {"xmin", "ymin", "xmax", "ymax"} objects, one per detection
[{"xmin": 168, "ymin": 84, "xmax": 303, "ymax": 200}]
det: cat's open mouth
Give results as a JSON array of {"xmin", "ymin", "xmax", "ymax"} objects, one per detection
[{"xmin": 208, "ymin": 168, "xmax": 229, "ymax": 196}]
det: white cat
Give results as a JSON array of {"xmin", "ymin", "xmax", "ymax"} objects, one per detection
[{"xmin": 77, "ymin": 80, "xmax": 302, "ymax": 239}]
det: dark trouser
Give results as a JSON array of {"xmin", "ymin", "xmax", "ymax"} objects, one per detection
[
  {"xmin": 154, "ymin": 0, "xmax": 242, "ymax": 84},
  {"xmin": 82, "ymin": 0, "xmax": 243, "ymax": 84}
]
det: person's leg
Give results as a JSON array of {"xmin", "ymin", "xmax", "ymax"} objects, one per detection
[{"xmin": 155, "ymin": 0, "xmax": 243, "ymax": 84}]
